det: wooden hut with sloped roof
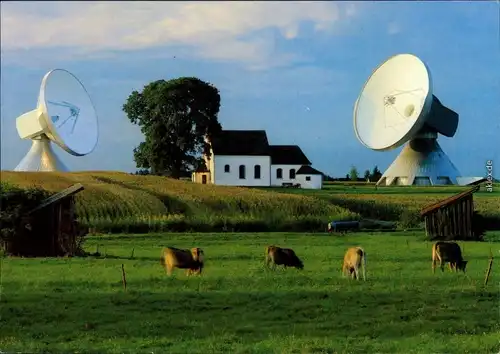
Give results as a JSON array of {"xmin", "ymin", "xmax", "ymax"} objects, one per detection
[
  {"xmin": 420, "ymin": 185, "xmax": 484, "ymax": 241},
  {"xmin": 7, "ymin": 183, "xmax": 88, "ymax": 257}
]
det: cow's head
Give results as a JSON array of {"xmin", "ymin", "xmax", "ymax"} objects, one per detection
[
  {"xmin": 457, "ymin": 260, "xmax": 468, "ymax": 272},
  {"xmin": 295, "ymin": 258, "xmax": 304, "ymax": 270},
  {"xmin": 191, "ymin": 248, "xmax": 204, "ymax": 263}
]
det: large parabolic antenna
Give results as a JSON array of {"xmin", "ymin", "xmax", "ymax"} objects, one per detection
[
  {"xmin": 14, "ymin": 69, "xmax": 99, "ymax": 172},
  {"xmin": 353, "ymin": 53, "xmax": 461, "ymax": 186}
]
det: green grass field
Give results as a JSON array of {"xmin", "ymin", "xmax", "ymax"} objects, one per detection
[
  {"xmin": 2, "ymin": 232, "xmax": 500, "ymax": 353},
  {"xmin": 1, "ymin": 171, "xmax": 499, "ymax": 233}
]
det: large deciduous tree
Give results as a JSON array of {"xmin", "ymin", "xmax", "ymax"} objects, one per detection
[{"xmin": 123, "ymin": 77, "xmax": 222, "ymax": 178}]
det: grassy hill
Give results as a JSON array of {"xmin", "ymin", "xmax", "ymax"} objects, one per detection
[
  {"xmin": 1, "ymin": 171, "xmax": 499, "ymax": 233},
  {"xmin": 0, "ymin": 171, "xmax": 356, "ymax": 233}
]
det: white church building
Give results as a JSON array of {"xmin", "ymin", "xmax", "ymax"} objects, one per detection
[{"xmin": 192, "ymin": 130, "xmax": 323, "ymax": 189}]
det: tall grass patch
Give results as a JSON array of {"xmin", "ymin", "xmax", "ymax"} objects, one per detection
[{"xmin": 0, "ymin": 172, "xmax": 357, "ymax": 233}]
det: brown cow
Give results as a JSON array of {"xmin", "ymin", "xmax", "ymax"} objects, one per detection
[
  {"xmin": 160, "ymin": 247, "xmax": 204, "ymax": 276},
  {"xmin": 342, "ymin": 246, "xmax": 366, "ymax": 280},
  {"xmin": 432, "ymin": 241, "xmax": 467, "ymax": 273},
  {"xmin": 265, "ymin": 245, "xmax": 304, "ymax": 270}
]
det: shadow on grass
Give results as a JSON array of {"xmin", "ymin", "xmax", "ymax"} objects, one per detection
[
  {"xmin": 86, "ymin": 231, "xmax": 415, "ymax": 243},
  {"xmin": 81, "ymin": 251, "xmax": 255, "ymax": 263},
  {"xmin": 2, "ymin": 284, "xmax": 498, "ymax": 352},
  {"xmin": 80, "ymin": 250, "xmax": 494, "ymax": 264},
  {"xmin": 86, "ymin": 254, "xmax": 159, "ymax": 262}
]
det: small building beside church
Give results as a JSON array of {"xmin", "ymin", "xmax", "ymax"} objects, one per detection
[
  {"xmin": 296, "ymin": 165, "xmax": 323, "ymax": 189},
  {"xmin": 191, "ymin": 130, "xmax": 323, "ymax": 189}
]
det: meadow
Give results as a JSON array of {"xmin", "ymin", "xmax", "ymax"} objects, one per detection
[
  {"xmin": 1, "ymin": 232, "xmax": 499, "ymax": 353},
  {"xmin": 1, "ymin": 171, "xmax": 499, "ymax": 233}
]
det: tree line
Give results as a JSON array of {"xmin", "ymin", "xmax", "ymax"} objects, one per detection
[{"xmin": 347, "ymin": 165, "xmax": 382, "ymax": 182}]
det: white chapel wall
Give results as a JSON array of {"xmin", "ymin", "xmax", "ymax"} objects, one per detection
[{"xmin": 214, "ymin": 155, "xmax": 271, "ymax": 186}]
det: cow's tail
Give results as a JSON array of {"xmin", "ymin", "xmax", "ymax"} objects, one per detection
[
  {"xmin": 431, "ymin": 243, "xmax": 441, "ymax": 273},
  {"xmin": 359, "ymin": 247, "xmax": 366, "ymax": 281},
  {"xmin": 160, "ymin": 249, "xmax": 166, "ymax": 267},
  {"xmin": 432, "ymin": 243, "xmax": 442, "ymax": 262},
  {"xmin": 265, "ymin": 246, "xmax": 271, "ymax": 267}
]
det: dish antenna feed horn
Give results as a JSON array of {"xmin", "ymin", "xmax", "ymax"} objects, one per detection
[
  {"xmin": 14, "ymin": 69, "xmax": 99, "ymax": 172},
  {"xmin": 353, "ymin": 53, "xmax": 461, "ymax": 186}
]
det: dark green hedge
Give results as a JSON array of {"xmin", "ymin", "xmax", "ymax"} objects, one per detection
[{"xmin": 0, "ymin": 182, "xmax": 51, "ymax": 252}]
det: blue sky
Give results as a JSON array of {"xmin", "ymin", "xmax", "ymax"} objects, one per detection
[{"xmin": 1, "ymin": 1, "xmax": 499, "ymax": 178}]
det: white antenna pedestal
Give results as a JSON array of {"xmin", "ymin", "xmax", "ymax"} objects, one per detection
[
  {"xmin": 377, "ymin": 137, "xmax": 461, "ymax": 186},
  {"xmin": 14, "ymin": 134, "xmax": 68, "ymax": 172}
]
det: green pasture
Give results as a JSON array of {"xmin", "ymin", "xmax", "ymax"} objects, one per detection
[
  {"xmin": 278, "ymin": 181, "xmax": 500, "ymax": 196},
  {"xmin": 1, "ymin": 232, "xmax": 499, "ymax": 353}
]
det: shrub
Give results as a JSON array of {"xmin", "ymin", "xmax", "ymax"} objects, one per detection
[
  {"xmin": 0, "ymin": 182, "xmax": 51, "ymax": 252},
  {"xmin": 397, "ymin": 209, "xmax": 423, "ymax": 230}
]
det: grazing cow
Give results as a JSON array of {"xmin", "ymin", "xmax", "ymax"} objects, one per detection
[
  {"xmin": 265, "ymin": 245, "xmax": 304, "ymax": 270},
  {"xmin": 342, "ymin": 246, "xmax": 366, "ymax": 280},
  {"xmin": 432, "ymin": 241, "xmax": 467, "ymax": 273},
  {"xmin": 160, "ymin": 247, "xmax": 204, "ymax": 276}
]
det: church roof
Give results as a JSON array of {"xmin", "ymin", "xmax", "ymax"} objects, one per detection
[
  {"xmin": 209, "ymin": 130, "xmax": 312, "ymax": 166},
  {"xmin": 210, "ymin": 130, "xmax": 270, "ymax": 156},
  {"xmin": 269, "ymin": 145, "xmax": 311, "ymax": 165},
  {"xmin": 296, "ymin": 165, "xmax": 323, "ymax": 175}
]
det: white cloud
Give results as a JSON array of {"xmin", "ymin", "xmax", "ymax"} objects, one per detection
[
  {"xmin": 387, "ymin": 22, "xmax": 401, "ymax": 35},
  {"xmin": 0, "ymin": 1, "xmax": 360, "ymax": 69}
]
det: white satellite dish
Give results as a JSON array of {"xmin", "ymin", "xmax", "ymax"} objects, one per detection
[
  {"xmin": 354, "ymin": 53, "xmax": 461, "ymax": 186},
  {"xmin": 14, "ymin": 69, "xmax": 99, "ymax": 172}
]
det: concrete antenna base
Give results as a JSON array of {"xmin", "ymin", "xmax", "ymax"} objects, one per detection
[
  {"xmin": 14, "ymin": 134, "xmax": 69, "ymax": 172},
  {"xmin": 376, "ymin": 137, "xmax": 461, "ymax": 186}
]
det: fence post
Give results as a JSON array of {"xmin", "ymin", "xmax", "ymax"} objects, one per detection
[
  {"xmin": 483, "ymin": 250, "xmax": 493, "ymax": 287},
  {"xmin": 121, "ymin": 264, "xmax": 127, "ymax": 291}
]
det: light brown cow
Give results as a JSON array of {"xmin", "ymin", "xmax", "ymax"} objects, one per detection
[
  {"xmin": 342, "ymin": 246, "xmax": 366, "ymax": 280},
  {"xmin": 432, "ymin": 241, "xmax": 467, "ymax": 273},
  {"xmin": 160, "ymin": 247, "xmax": 204, "ymax": 276},
  {"xmin": 265, "ymin": 245, "xmax": 304, "ymax": 270}
]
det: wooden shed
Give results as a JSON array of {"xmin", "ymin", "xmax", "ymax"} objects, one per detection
[
  {"xmin": 420, "ymin": 185, "xmax": 482, "ymax": 241},
  {"xmin": 8, "ymin": 183, "xmax": 87, "ymax": 257}
]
